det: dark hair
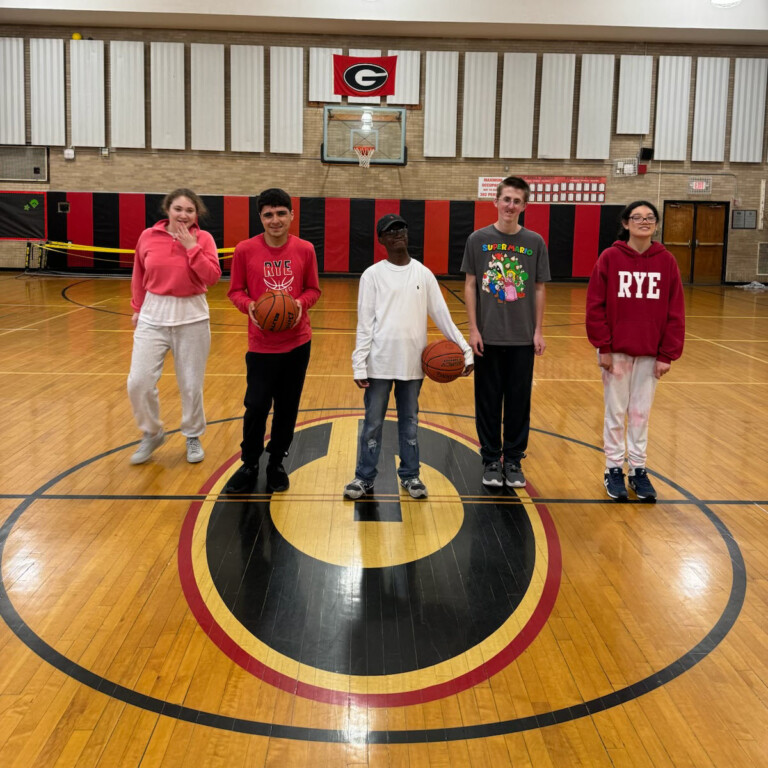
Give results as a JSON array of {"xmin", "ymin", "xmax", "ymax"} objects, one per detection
[
  {"xmin": 497, "ymin": 176, "xmax": 530, "ymax": 203},
  {"xmin": 257, "ymin": 188, "xmax": 292, "ymax": 213},
  {"xmin": 162, "ymin": 188, "xmax": 208, "ymax": 220},
  {"xmin": 617, "ymin": 200, "xmax": 659, "ymax": 241}
]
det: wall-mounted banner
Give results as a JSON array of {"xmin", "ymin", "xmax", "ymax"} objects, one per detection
[
  {"xmin": 478, "ymin": 176, "xmax": 607, "ymax": 203},
  {"xmin": 0, "ymin": 191, "xmax": 47, "ymax": 240},
  {"xmin": 333, "ymin": 55, "xmax": 398, "ymax": 97}
]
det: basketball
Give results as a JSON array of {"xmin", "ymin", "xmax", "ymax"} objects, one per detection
[
  {"xmin": 252, "ymin": 290, "xmax": 299, "ymax": 332},
  {"xmin": 421, "ymin": 339, "xmax": 466, "ymax": 383}
]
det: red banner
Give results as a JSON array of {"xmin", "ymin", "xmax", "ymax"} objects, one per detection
[{"xmin": 333, "ymin": 55, "xmax": 397, "ymax": 97}]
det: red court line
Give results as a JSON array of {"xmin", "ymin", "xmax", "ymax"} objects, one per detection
[
  {"xmin": 374, "ymin": 199, "xmax": 400, "ymax": 263},
  {"xmin": 572, "ymin": 204, "xmax": 602, "ymax": 277},
  {"xmin": 523, "ymin": 203, "xmax": 550, "ymax": 247},
  {"xmin": 324, "ymin": 198, "xmax": 351, "ymax": 272},
  {"xmin": 118, "ymin": 194, "xmax": 145, "ymax": 268},
  {"xmin": 423, "ymin": 201, "xmax": 450, "ymax": 274},
  {"xmin": 66, "ymin": 192, "xmax": 93, "ymax": 268}
]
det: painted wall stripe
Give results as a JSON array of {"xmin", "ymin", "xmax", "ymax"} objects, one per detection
[
  {"xmin": 66, "ymin": 192, "xmax": 93, "ymax": 268},
  {"xmin": 423, "ymin": 200, "xmax": 450, "ymax": 274},
  {"xmin": 118, "ymin": 194, "xmax": 146, "ymax": 268},
  {"xmin": 324, "ymin": 198, "xmax": 350, "ymax": 272},
  {"xmin": 572, "ymin": 205, "xmax": 602, "ymax": 277}
]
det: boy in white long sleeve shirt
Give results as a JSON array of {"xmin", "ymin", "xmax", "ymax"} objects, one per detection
[{"xmin": 344, "ymin": 214, "xmax": 474, "ymax": 500}]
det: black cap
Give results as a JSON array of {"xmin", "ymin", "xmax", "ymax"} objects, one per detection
[{"xmin": 376, "ymin": 213, "xmax": 407, "ymax": 237}]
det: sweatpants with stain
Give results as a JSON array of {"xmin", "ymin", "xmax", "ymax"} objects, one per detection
[{"xmin": 602, "ymin": 353, "xmax": 658, "ymax": 470}]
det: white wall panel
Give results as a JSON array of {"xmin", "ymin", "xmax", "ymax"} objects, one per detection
[
  {"xmin": 191, "ymin": 44, "xmax": 224, "ymax": 151},
  {"xmin": 538, "ymin": 53, "xmax": 575, "ymax": 159},
  {"xmin": 423, "ymin": 51, "xmax": 459, "ymax": 157},
  {"xmin": 692, "ymin": 57, "xmax": 729, "ymax": 162},
  {"xmin": 499, "ymin": 52, "xmax": 536, "ymax": 159},
  {"xmin": 309, "ymin": 47, "xmax": 341, "ymax": 103},
  {"xmin": 577, "ymin": 54, "xmax": 614, "ymax": 159},
  {"xmin": 0, "ymin": 38, "xmax": 25, "ymax": 145},
  {"xmin": 151, "ymin": 42, "xmax": 185, "ymax": 150},
  {"xmin": 30, "ymin": 38, "xmax": 65, "ymax": 146},
  {"xmin": 462, "ymin": 52, "xmax": 497, "ymax": 158},
  {"xmin": 231, "ymin": 45, "xmax": 264, "ymax": 153},
  {"xmin": 617, "ymin": 55, "xmax": 652, "ymax": 134},
  {"xmin": 110, "ymin": 41, "xmax": 145, "ymax": 148},
  {"xmin": 270, "ymin": 46, "xmax": 303, "ymax": 154},
  {"xmin": 654, "ymin": 56, "xmax": 691, "ymax": 161},
  {"xmin": 348, "ymin": 48, "xmax": 381, "ymax": 104},
  {"xmin": 387, "ymin": 50, "xmax": 420, "ymax": 105},
  {"xmin": 70, "ymin": 40, "xmax": 105, "ymax": 147},
  {"xmin": 730, "ymin": 58, "xmax": 768, "ymax": 163}
]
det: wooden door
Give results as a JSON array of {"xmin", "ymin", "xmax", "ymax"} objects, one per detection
[
  {"xmin": 693, "ymin": 203, "xmax": 727, "ymax": 284},
  {"xmin": 662, "ymin": 203, "xmax": 694, "ymax": 281}
]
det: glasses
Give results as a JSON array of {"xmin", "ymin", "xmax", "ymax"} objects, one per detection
[{"xmin": 628, "ymin": 215, "xmax": 657, "ymax": 223}]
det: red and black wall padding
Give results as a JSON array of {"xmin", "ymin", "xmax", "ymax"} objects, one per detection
[{"xmin": 42, "ymin": 191, "xmax": 624, "ymax": 279}]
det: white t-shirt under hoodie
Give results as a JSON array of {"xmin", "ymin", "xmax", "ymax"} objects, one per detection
[{"xmin": 352, "ymin": 258, "xmax": 473, "ymax": 380}]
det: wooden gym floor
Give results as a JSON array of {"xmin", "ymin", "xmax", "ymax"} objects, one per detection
[{"xmin": 0, "ymin": 272, "xmax": 767, "ymax": 767}]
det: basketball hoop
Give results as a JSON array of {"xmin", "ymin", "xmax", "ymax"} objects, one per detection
[{"xmin": 353, "ymin": 146, "xmax": 375, "ymax": 168}]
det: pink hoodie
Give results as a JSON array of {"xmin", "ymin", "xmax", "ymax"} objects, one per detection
[{"xmin": 130, "ymin": 220, "xmax": 221, "ymax": 312}]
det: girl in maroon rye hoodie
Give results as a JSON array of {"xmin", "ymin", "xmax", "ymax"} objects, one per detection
[{"xmin": 586, "ymin": 200, "xmax": 685, "ymax": 502}]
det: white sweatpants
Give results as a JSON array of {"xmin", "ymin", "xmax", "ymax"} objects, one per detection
[
  {"xmin": 601, "ymin": 353, "xmax": 658, "ymax": 470},
  {"xmin": 127, "ymin": 319, "xmax": 211, "ymax": 438}
]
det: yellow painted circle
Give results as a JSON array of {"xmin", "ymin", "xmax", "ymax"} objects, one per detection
[{"xmin": 269, "ymin": 417, "xmax": 464, "ymax": 567}]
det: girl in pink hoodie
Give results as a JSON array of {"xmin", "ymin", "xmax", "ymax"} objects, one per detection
[
  {"xmin": 586, "ymin": 200, "xmax": 685, "ymax": 503},
  {"xmin": 127, "ymin": 189, "xmax": 221, "ymax": 465}
]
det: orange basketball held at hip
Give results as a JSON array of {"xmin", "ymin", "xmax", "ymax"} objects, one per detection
[
  {"xmin": 252, "ymin": 290, "xmax": 299, "ymax": 332},
  {"xmin": 421, "ymin": 339, "xmax": 466, "ymax": 383}
]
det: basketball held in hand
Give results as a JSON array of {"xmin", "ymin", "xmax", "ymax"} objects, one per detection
[
  {"xmin": 252, "ymin": 290, "xmax": 299, "ymax": 332},
  {"xmin": 421, "ymin": 339, "xmax": 466, "ymax": 383}
]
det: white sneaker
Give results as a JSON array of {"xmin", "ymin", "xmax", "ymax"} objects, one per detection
[
  {"xmin": 186, "ymin": 437, "xmax": 205, "ymax": 463},
  {"xmin": 130, "ymin": 431, "xmax": 166, "ymax": 464}
]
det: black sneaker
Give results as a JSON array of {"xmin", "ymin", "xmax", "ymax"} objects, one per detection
[
  {"xmin": 503, "ymin": 460, "xmax": 526, "ymax": 488},
  {"xmin": 628, "ymin": 467, "xmax": 657, "ymax": 502},
  {"xmin": 266, "ymin": 462, "xmax": 290, "ymax": 492},
  {"xmin": 604, "ymin": 467, "xmax": 628, "ymax": 501},
  {"xmin": 223, "ymin": 463, "xmax": 258, "ymax": 495}
]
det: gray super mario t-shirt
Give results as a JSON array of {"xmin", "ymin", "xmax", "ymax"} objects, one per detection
[{"xmin": 460, "ymin": 224, "xmax": 551, "ymax": 345}]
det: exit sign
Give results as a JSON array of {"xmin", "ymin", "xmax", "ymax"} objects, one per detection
[{"xmin": 689, "ymin": 176, "xmax": 712, "ymax": 194}]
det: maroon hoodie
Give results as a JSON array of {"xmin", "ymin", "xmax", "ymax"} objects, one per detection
[{"xmin": 586, "ymin": 240, "xmax": 685, "ymax": 363}]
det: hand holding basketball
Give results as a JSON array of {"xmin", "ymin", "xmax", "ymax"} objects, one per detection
[
  {"xmin": 422, "ymin": 339, "xmax": 467, "ymax": 383},
  {"xmin": 250, "ymin": 290, "xmax": 299, "ymax": 332}
]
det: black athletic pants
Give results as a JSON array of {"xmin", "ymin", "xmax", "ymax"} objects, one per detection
[
  {"xmin": 240, "ymin": 341, "xmax": 311, "ymax": 467},
  {"xmin": 473, "ymin": 343, "xmax": 535, "ymax": 465}
]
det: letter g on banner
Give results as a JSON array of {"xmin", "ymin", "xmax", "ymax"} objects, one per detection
[{"xmin": 333, "ymin": 54, "xmax": 398, "ymax": 97}]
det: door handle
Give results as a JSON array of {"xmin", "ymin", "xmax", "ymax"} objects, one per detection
[
  {"xmin": 695, "ymin": 241, "xmax": 724, "ymax": 247},
  {"xmin": 665, "ymin": 241, "xmax": 691, "ymax": 247}
]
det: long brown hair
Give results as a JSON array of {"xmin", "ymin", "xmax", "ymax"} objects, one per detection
[{"xmin": 162, "ymin": 188, "xmax": 209, "ymax": 221}]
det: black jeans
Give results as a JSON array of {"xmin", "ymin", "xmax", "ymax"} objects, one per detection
[
  {"xmin": 473, "ymin": 344, "xmax": 535, "ymax": 464},
  {"xmin": 241, "ymin": 341, "xmax": 311, "ymax": 466}
]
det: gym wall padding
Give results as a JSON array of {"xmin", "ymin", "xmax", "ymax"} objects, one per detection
[{"xmin": 43, "ymin": 191, "xmax": 624, "ymax": 279}]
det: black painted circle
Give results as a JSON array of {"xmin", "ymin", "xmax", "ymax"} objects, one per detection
[
  {"xmin": 0, "ymin": 412, "xmax": 747, "ymax": 744},
  {"xmin": 206, "ymin": 421, "xmax": 535, "ymax": 676}
]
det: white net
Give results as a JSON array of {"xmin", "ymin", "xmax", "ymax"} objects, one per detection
[{"xmin": 354, "ymin": 146, "xmax": 375, "ymax": 168}]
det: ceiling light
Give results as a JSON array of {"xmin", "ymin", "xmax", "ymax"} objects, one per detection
[{"xmin": 711, "ymin": 0, "xmax": 742, "ymax": 8}]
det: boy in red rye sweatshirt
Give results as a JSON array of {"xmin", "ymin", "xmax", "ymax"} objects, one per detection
[
  {"xmin": 224, "ymin": 188, "xmax": 321, "ymax": 495},
  {"xmin": 586, "ymin": 200, "xmax": 685, "ymax": 503}
]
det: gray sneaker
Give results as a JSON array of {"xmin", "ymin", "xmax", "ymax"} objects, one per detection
[
  {"xmin": 343, "ymin": 478, "xmax": 374, "ymax": 499},
  {"xmin": 482, "ymin": 461, "xmax": 503, "ymax": 487},
  {"xmin": 503, "ymin": 460, "xmax": 526, "ymax": 487},
  {"xmin": 186, "ymin": 437, "xmax": 205, "ymax": 463},
  {"xmin": 130, "ymin": 430, "xmax": 166, "ymax": 464},
  {"xmin": 400, "ymin": 477, "xmax": 428, "ymax": 499}
]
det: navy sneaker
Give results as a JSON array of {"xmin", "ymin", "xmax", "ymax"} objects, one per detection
[
  {"xmin": 604, "ymin": 467, "xmax": 628, "ymax": 501},
  {"xmin": 628, "ymin": 467, "xmax": 657, "ymax": 502}
]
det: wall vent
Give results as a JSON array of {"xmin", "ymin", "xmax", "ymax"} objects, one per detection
[
  {"xmin": 0, "ymin": 146, "xmax": 49, "ymax": 182},
  {"xmin": 757, "ymin": 242, "xmax": 768, "ymax": 275}
]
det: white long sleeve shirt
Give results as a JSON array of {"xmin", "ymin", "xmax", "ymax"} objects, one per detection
[{"xmin": 352, "ymin": 259, "xmax": 473, "ymax": 380}]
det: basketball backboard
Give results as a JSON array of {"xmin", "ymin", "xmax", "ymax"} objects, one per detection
[{"xmin": 321, "ymin": 105, "xmax": 407, "ymax": 166}]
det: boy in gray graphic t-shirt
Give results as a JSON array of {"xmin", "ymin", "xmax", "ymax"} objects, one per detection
[{"xmin": 461, "ymin": 176, "xmax": 551, "ymax": 490}]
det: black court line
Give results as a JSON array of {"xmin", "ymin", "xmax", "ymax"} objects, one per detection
[{"xmin": 0, "ymin": 410, "xmax": 749, "ymax": 744}]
